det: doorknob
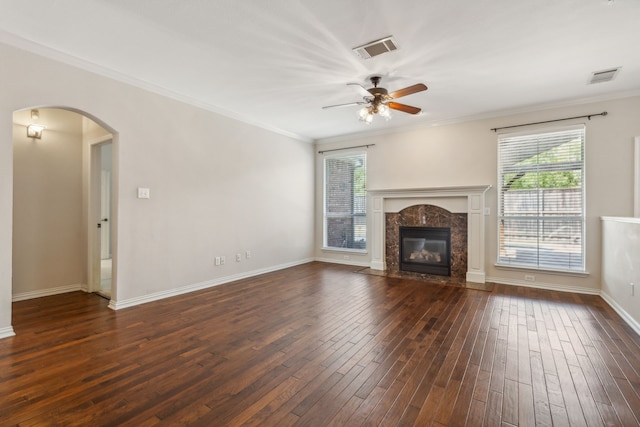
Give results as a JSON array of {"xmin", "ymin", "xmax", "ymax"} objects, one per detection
[{"xmin": 101, "ymin": 218, "xmax": 108, "ymax": 222}]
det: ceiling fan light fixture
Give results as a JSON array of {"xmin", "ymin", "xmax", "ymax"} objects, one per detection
[
  {"xmin": 324, "ymin": 76, "xmax": 427, "ymax": 124},
  {"xmin": 358, "ymin": 101, "xmax": 392, "ymax": 124},
  {"xmin": 377, "ymin": 103, "xmax": 392, "ymax": 120},
  {"xmin": 358, "ymin": 106, "xmax": 373, "ymax": 124}
]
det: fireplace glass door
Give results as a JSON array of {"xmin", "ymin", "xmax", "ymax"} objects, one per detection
[{"xmin": 400, "ymin": 227, "xmax": 451, "ymax": 276}]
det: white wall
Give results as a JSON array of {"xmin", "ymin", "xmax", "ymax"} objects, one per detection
[
  {"xmin": 12, "ymin": 109, "xmax": 84, "ymax": 297},
  {"xmin": 0, "ymin": 42, "xmax": 315, "ymax": 335},
  {"xmin": 315, "ymin": 96, "xmax": 640, "ymax": 293},
  {"xmin": 601, "ymin": 217, "xmax": 640, "ymax": 333}
]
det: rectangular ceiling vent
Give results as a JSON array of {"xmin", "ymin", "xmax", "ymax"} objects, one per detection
[
  {"xmin": 353, "ymin": 36, "xmax": 399, "ymax": 59},
  {"xmin": 589, "ymin": 67, "xmax": 620, "ymax": 84}
]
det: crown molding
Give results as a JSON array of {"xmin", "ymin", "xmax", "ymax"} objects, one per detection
[
  {"xmin": 0, "ymin": 31, "xmax": 313, "ymax": 144},
  {"xmin": 316, "ymin": 90, "xmax": 640, "ymax": 145}
]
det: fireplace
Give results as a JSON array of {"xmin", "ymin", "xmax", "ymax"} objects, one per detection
[
  {"xmin": 400, "ymin": 226, "xmax": 451, "ymax": 276},
  {"xmin": 369, "ymin": 186, "xmax": 491, "ymax": 283}
]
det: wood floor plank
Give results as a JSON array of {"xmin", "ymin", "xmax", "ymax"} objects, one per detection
[
  {"xmin": 529, "ymin": 350, "xmax": 553, "ymax": 426},
  {"xmin": 502, "ymin": 378, "xmax": 519, "ymax": 425},
  {"xmin": 1, "ymin": 262, "xmax": 639, "ymax": 425},
  {"xmin": 467, "ymin": 398, "xmax": 486, "ymax": 427},
  {"xmin": 583, "ymin": 344, "xmax": 639, "ymax": 426},
  {"xmin": 518, "ymin": 382, "xmax": 535, "ymax": 427},
  {"xmin": 550, "ymin": 402, "xmax": 572, "ymax": 427},
  {"xmin": 435, "ymin": 296, "xmax": 489, "ymax": 425},
  {"xmin": 485, "ymin": 389, "xmax": 504, "ymax": 426},
  {"xmin": 412, "ymin": 294, "xmax": 483, "ymax": 425},
  {"xmin": 552, "ymin": 348, "xmax": 589, "ymax": 426}
]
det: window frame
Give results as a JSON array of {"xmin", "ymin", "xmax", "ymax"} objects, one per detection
[
  {"xmin": 496, "ymin": 125, "xmax": 586, "ymax": 274},
  {"xmin": 322, "ymin": 151, "xmax": 367, "ymax": 253}
]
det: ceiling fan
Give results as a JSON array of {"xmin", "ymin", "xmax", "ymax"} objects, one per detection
[{"xmin": 323, "ymin": 75, "xmax": 427, "ymax": 124}]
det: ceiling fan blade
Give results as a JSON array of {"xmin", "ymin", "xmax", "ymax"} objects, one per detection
[
  {"xmin": 347, "ymin": 82, "xmax": 374, "ymax": 98},
  {"xmin": 322, "ymin": 101, "xmax": 366, "ymax": 109},
  {"xmin": 387, "ymin": 102, "xmax": 422, "ymax": 115},
  {"xmin": 387, "ymin": 83, "xmax": 428, "ymax": 99}
]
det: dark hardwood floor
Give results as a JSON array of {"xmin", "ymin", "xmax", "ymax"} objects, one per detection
[{"xmin": 2, "ymin": 262, "xmax": 640, "ymax": 426}]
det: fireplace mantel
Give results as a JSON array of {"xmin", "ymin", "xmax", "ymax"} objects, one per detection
[{"xmin": 368, "ymin": 185, "xmax": 491, "ymax": 283}]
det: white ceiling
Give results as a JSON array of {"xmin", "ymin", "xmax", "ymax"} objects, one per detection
[{"xmin": 1, "ymin": 0, "xmax": 639, "ymax": 142}]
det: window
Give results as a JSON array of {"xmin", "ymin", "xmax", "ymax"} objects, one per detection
[
  {"xmin": 498, "ymin": 126, "xmax": 585, "ymax": 272},
  {"xmin": 324, "ymin": 152, "xmax": 366, "ymax": 250}
]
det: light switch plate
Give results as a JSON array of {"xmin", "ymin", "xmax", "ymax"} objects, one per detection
[{"xmin": 137, "ymin": 187, "xmax": 150, "ymax": 199}]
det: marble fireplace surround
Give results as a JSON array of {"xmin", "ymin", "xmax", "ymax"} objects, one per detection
[{"xmin": 369, "ymin": 185, "xmax": 491, "ymax": 283}]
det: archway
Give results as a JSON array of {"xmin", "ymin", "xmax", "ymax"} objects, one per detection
[{"xmin": 11, "ymin": 107, "xmax": 118, "ymax": 328}]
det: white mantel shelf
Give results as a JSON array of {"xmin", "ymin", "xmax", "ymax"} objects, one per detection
[
  {"xmin": 368, "ymin": 185, "xmax": 493, "ymax": 195},
  {"xmin": 368, "ymin": 185, "xmax": 492, "ymax": 283}
]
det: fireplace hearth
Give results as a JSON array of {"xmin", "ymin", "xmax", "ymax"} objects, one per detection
[{"xmin": 400, "ymin": 226, "xmax": 451, "ymax": 276}]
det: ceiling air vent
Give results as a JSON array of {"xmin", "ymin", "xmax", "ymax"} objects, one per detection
[
  {"xmin": 353, "ymin": 36, "xmax": 399, "ymax": 59},
  {"xmin": 589, "ymin": 67, "xmax": 620, "ymax": 84}
]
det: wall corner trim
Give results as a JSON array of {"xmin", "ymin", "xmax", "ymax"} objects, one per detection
[
  {"xmin": 0, "ymin": 326, "xmax": 16, "ymax": 339},
  {"xmin": 12, "ymin": 284, "xmax": 85, "ymax": 302},
  {"xmin": 600, "ymin": 290, "xmax": 640, "ymax": 337}
]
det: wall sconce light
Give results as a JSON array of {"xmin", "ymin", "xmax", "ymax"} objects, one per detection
[
  {"xmin": 27, "ymin": 124, "xmax": 45, "ymax": 139},
  {"xmin": 27, "ymin": 109, "xmax": 45, "ymax": 139}
]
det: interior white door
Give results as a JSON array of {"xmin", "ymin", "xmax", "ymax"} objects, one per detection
[
  {"xmin": 91, "ymin": 140, "xmax": 113, "ymax": 297},
  {"xmin": 100, "ymin": 170, "xmax": 111, "ymax": 259}
]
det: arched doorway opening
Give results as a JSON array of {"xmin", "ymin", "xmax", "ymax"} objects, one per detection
[{"xmin": 12, "ymin": 107, "xmax": 118, "ymax": 309}]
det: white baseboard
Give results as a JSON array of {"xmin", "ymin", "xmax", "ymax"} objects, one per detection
[
  {"xmin": 109, "ymin": 258, "xmax": 315, "ymax": 310},
  {"xmin": 12, "ymin": 284, "xmax": 85, "ymax": 302},
  {"xmin": 485, "ymin": 276, "xmax": 600, "ymax": 295},
  {"xmin": 314, "ymin": 257, "xmax": 371, "ymax": 268},
  {"xmin": 370, "ymin": 260, "xmax": 385, "ymax": 271},
  {"xmin": 5, "ymin": 266, "xmax": 639, "ymax": 341},
  {"xmin": 466, "ymin": 271, "xmax": 486, "ymax": 284},
  {"xmin": 599, "ymin": 291, "xmax": 640, "ymax": 337},
  {"xmin": 0, "ymin": 326, "xmax": 15, "ymax": 339},
  {"xmin": 488, "ymin": 276, "xmax": 639, "ymax": 336}
]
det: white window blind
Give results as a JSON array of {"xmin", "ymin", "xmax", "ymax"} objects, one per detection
[
  {"xmin": 324, "ymin": 152, "xmax": 367, "ymax": 250},
  {"xmin": 498, "ymin": 126, "xmax": 585, "ymax": 271}
]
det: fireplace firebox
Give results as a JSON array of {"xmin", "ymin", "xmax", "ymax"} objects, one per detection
[{"xmin": 399, "ymin": 226, "xmax": 451, "ymax": 276}]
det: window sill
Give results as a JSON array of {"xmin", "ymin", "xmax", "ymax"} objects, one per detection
[
  {"xmin": 494, "ymin": 263, "xmax": 589, "ymax": 277},
  {"xmin": 321, "ymin": 247, "xmax": 368, "ymax": 255}
]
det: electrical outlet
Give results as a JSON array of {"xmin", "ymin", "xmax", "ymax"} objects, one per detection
[
  {"xmin": 525, "ymin": 275, "xmax": 535, "ymax": 282},
  {"xmin": 236, "ymin": 253, "xmax": 242, "ymax": 262},
  {"xmin": 344, "ymin": 255, "xmax": 350, "ymax": 260},
  {"xmin": 631, "ymin": 282, "xmax": 635, "ymax": 296},
  {"xmin": 215, "ymin": 257, "xmax": 220, "ymax": 266},
  {"xmin": 246, "ymin": 250, "xmax": 251, "ymax": 259},
  {"xmin": 220, "ymin": 256, "xmax": 226, "ymax": 265}
]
